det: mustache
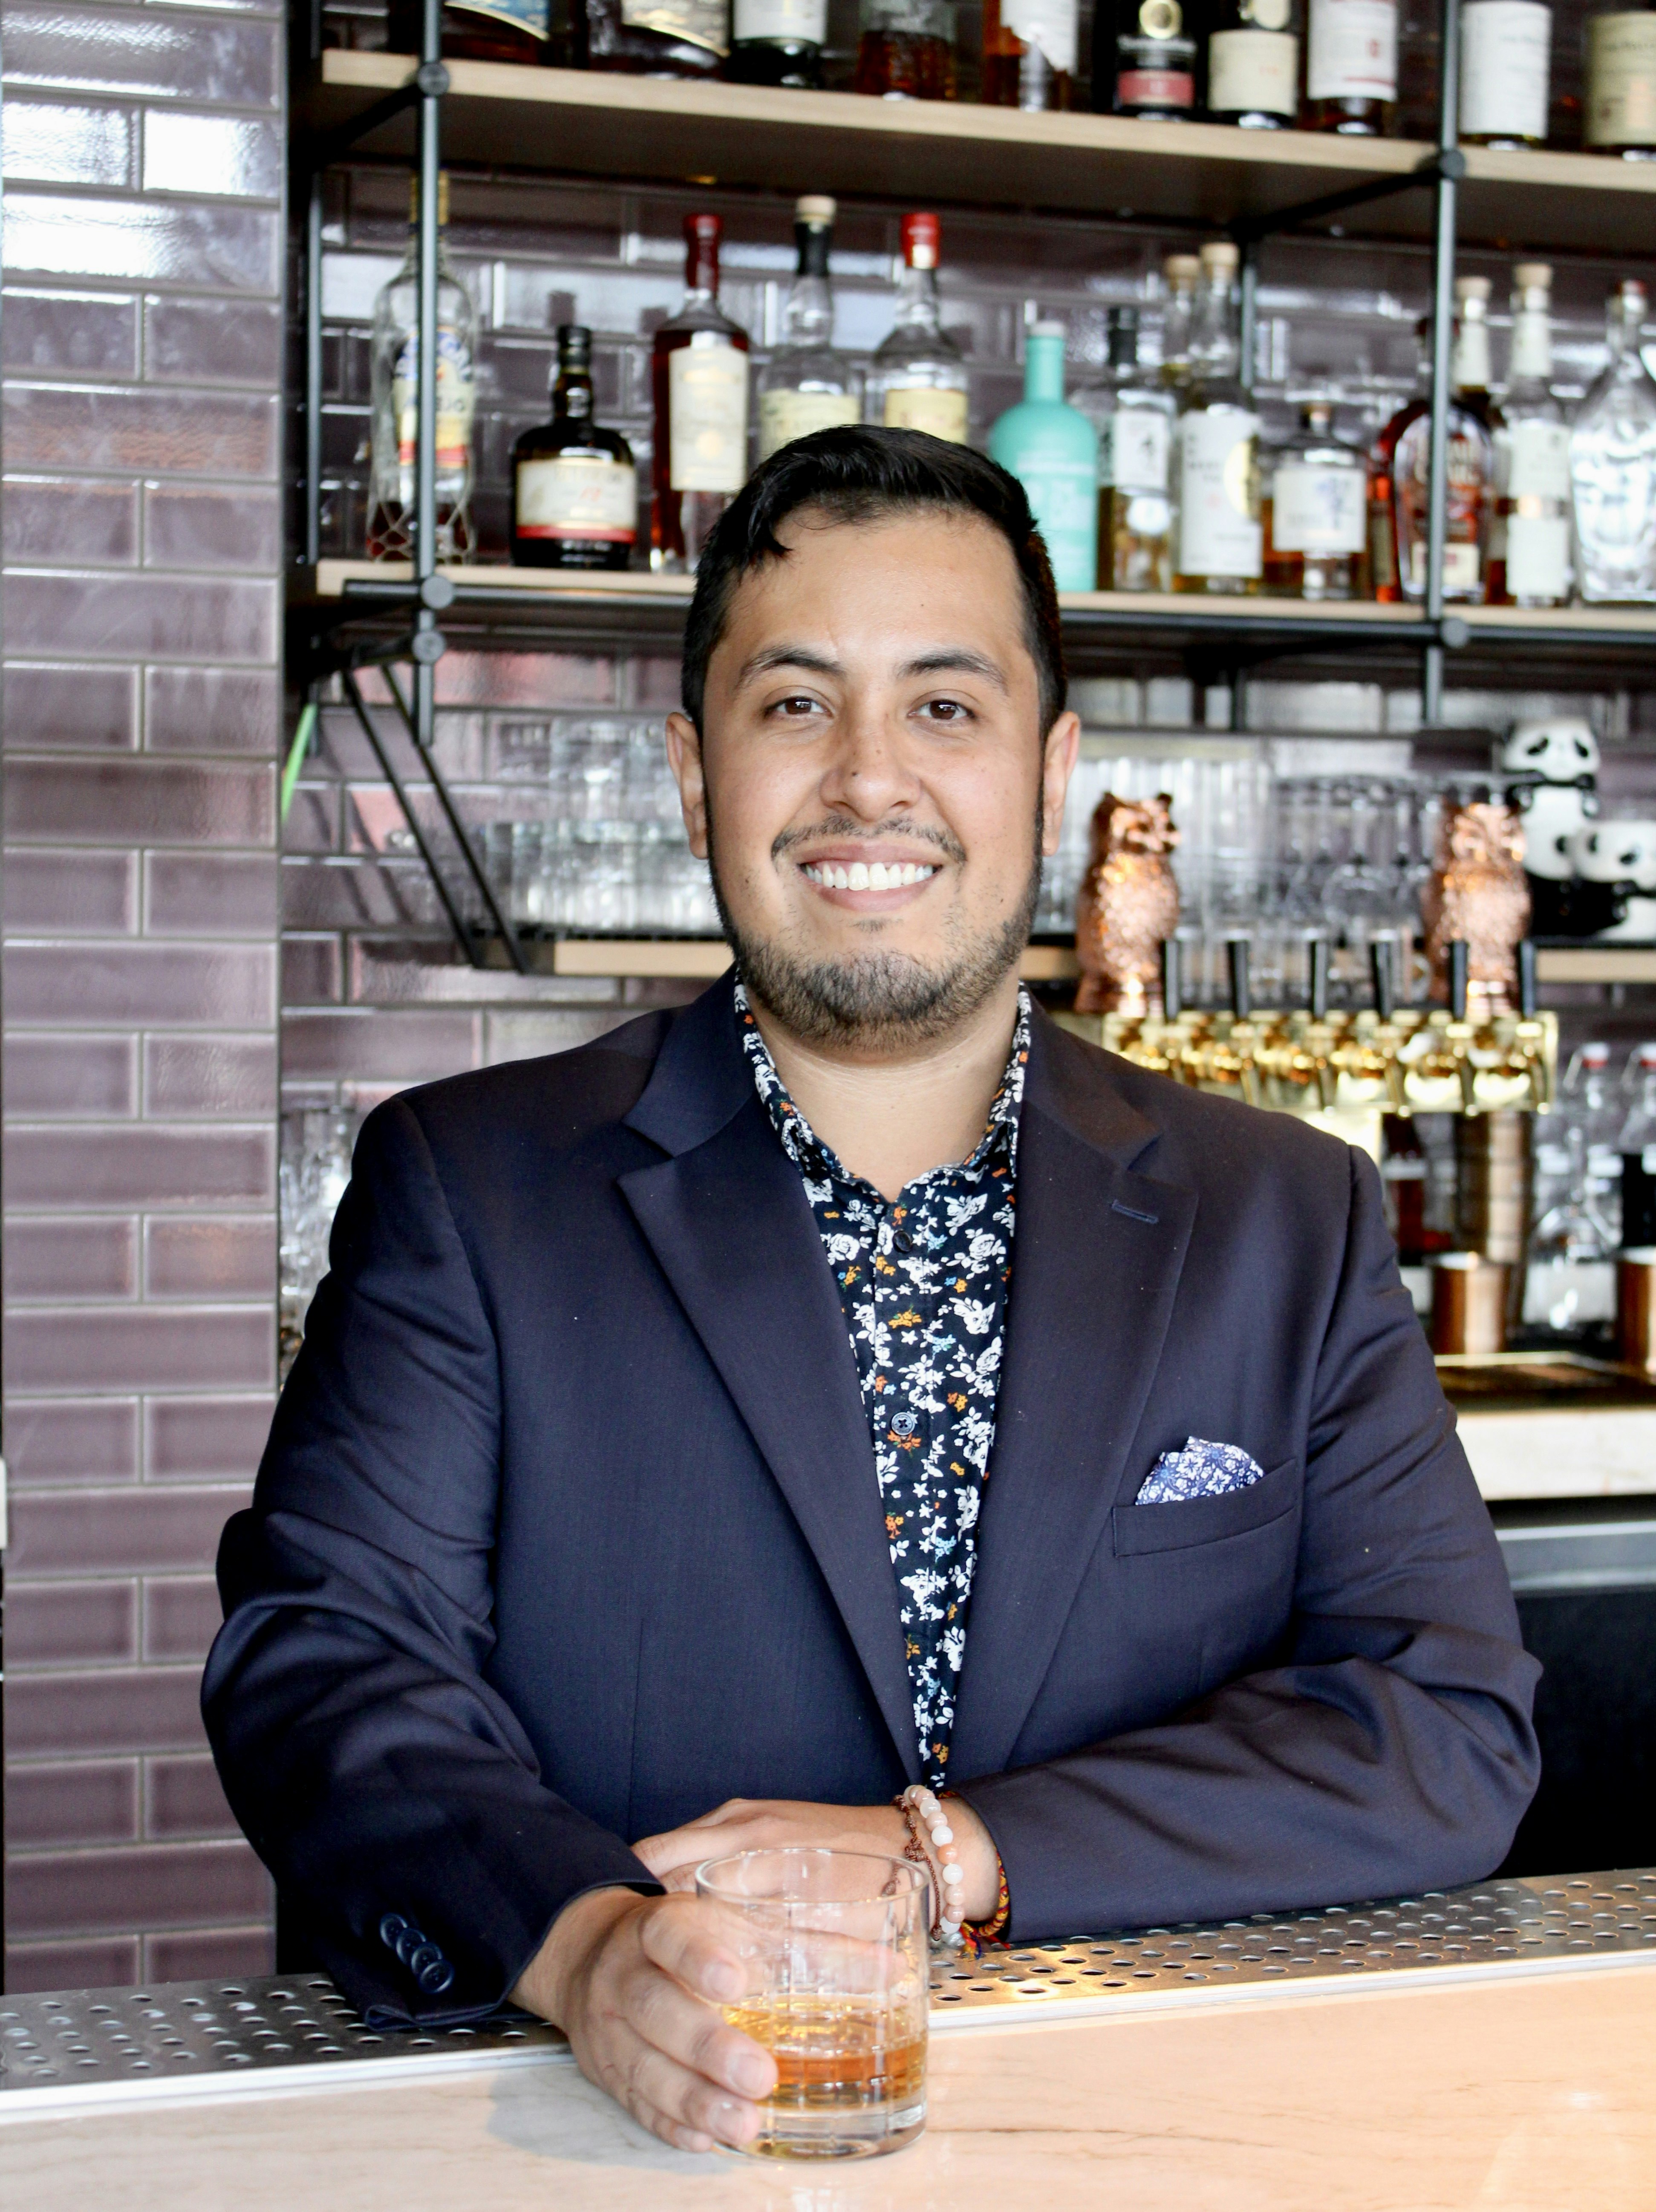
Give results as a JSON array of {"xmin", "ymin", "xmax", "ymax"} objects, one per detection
[{"xmin": 770, "ymin": 817, "xmax": 966, "ymax": 866}]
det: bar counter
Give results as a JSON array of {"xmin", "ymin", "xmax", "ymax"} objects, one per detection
[{"xmin": 5, "ymin": 1870, "xmax": 1655, "ymax": 2208}]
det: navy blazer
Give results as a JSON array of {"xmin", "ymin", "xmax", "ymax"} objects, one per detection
[{"xmin": 204, "ymin": 977, "xmax": 1539, "ymax": 2024}]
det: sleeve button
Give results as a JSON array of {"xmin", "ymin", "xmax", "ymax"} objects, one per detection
[
  {"xmin": 417, "ymin": 1959, "xmax": 456, "ymax": 1995},
  {"xmin": 379, "ymin": 1914, "xmax": 408, "ymax": 1950}
]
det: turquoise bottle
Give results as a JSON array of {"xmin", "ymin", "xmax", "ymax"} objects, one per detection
[{"xmin": 987, "ymin": 321, "xmax": 1099, "ymax": 592}]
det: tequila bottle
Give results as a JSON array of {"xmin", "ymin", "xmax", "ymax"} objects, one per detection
[
  {"xmin": 367, "ymin": 174, "xmax": 476, "ymax": 564},
  {"xmin": 650, "ymin": 214, "xmax": 751, "ymax": 573},
  {"xmin": 755, "ymin": 197, "xmax": 859, "ymax": 462},
  {"xmin": 866, "ymin": 213, "xmax": 969, "ymax": 442},
  {"xmin": 1074, "ymin": 306, "xmax": 1174, "ymax": 591},
  {"xmin": 1490, "ymin": 262, "xmax": 1571, "ymax": 607},
  {"xmin": 1571, "ymin": 278, "xmax": 1656, "ymax": 603},
  {"xmin": 1172, "ymin": 241, "xmax": 1261, "ymax": 595}
]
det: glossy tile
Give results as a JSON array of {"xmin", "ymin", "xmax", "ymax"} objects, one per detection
[
  {"xmin": 2, "ymin": 1397, "xmax": 141, "ymax": 1488},
  {"xmin": 146, "ymin": 852, "xmax": 279, "ymax": 934},
  {"xmin": 3, "ymin": 571, "xmax": 278, "ymax": 663},
  {"xmin": 3, "ymin": 847, "xmax": 138, "ymax": 932},
  {"xmin": 146, "ymin": 665, "xmax": 280, "ymax": 755},
  {"xmin": 5, "ymin": 1122, "xmax": 274, "ymax": 1205},
  {"xmin": 143, "ymin": 1034, "xmax": 278, "ymax": 1117},
  {"xmin": 3, "ymin": 1661, "xmax": 211, "ymax": 1757},
  {"xmin": 141, "ymin": 109, "xmax": 280, "ymax": 199},
  {"xmin": 145, "ymin": 1214, "xmax": 274, "ymax": 1299},
  {"xmin": 3, "ymin": 1758, "xmax": 140, "ymax": 1845},
  {"xmin": 3, "ymin": 1214, "xmax": 138, "ymax": 1300},
  {"xmin": 3, "ymin": 661, "xmax": 138, "ymax": 749},
  {"xmin": 1, "ymin": 95, "xmax": 134, "ymax": 188},
  {"xmin": 5, "ymin": 383, "xmax": 278, "ymax": 476},
  {"xmin": 144, "ymin": 1926, "xmax": 274, "ymax": 1987},
  {"xmin": 4, "ymin": 190, "xmax": 280, "ymax": 289},
  {"xmin": 281, "ymin": 1006, "xmax": 480, "ymax": 1082},
  {"xmin": 1, "ymin": 284, "xmax": 138, "ymax": 374},
  {"xmin": 144, "ymin": 1393, "xmax": 274, "ymax": 1482},
  {"xmin": 4, "ymin": 1481, "xmax": 251, "ymax": 1576},
  {"xmin": 2, "ymin": 6, "xmax": 281, "ymax": 107},
  {"xmin": 2, "ymin": 475, "xmax": 138, "ymax": 565},
  {"xmin": 279, "ymin": 932, "xmax": 343, "ymax": 1004},
  {"xmin": 4, "ymin": 1586, "xmax": 140, "ymax": 1671},
  {"xmin": 6, "ymin": 758, "xmax": 276, "ymax": 846},
  {"xmin": 2, "ymin": 1932, "xmax": 140, "ymax": 1993},
  {"xmin": 144, "ymin": 292, "xmax": 280, "ymax": 384},
  {"xmin": 6, "ymin": 941, "xmax": 276, "ymax": 1027},
  {"xmin": 142, "ymin": 1574, "xmax": 225, "ymax": 1661},
  {"xmin": 1, "ymin": 1033, "xmax": 138, "ymax": 1116},
  {"xmin": 144, "ymin": 483, "xmax": 280, "ymax": 572},
  {"xmin": 5, "ymin": 1305, "xmax": 273, "ymax": 1391},
  {"xmin": 145, "ymin": 1753, "xmax": 239, "ymax": 1839},
  {"xmin": 4, "ymin": 1836, "xmax": 270, "ymax": 1937}
]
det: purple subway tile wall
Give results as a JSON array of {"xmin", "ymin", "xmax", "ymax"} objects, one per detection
[{"xmin": 3, "ymin": 0, "xmax": 282, "ymax": 1988}]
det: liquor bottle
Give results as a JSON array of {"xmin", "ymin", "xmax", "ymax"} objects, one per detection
[
  {"xmin": 1302, "ymin": 0, "xmax": 1398, "ymax": 133},
  {"xmin": 855, "ymin": 0, "xmax": 957, "ymax": 95},
  {"xmin": 988, "ymin": 321, "xmax": 1099, "ymax": 590},
  {"xmin": 511, "ymin": 326, "xmax": 636, "ymax": 571},
  {"xmin": 1386, "ymin": 283, "xmax": 1495, "ymax": 603},
  {"xmin": 1263, "ymin": 398, "xmax": 1370, "ymax": 598},
  {"xmin": 1571, "ymin": 278, "xmax": 1656, "ymax": 602},
  {"xmin": 1172, "ymin": 242, "xmax": 1262, "ymax": 594},
  {"xmin": 1159, "ymin": 253, "xmax": 1203, "ymax": 390},
  {"xmin": 385, "ymin": 0, "xmax": 581, "ymax": 64},
  {"xmin": 1457, "ymin": 0, "xmax": 1552, "ymax": 144},
  {"xmin": 650, "ymin": 214, "xmax": 751, "ymax": 574},
  {"xmin": 726, "ymin": 0, "xmax": 826, "ymax": 83},
  {"xmin": 983, "ymin": 0, "xmax": 1079, "ymax": 106},
  {"xmin": 1489, "ymin": 263, "xmax": 1571, "ymax": 608},
  {"xmin": 756, "ymin": 197, "xmax": 859, "ymax": 462},
  {"xmin": 866, "ymin": 213, "xmax": 970, "ymax": 442},
  {"xmin": 586, "ymin": 0, "xmax": 725, "ymax": 75},
  {"xmin": 1367, "ymin": 318, "xmax": 1427, "ymax": 602},
  {"xmin": 1585, "ymin": 0, "xmax": 1656, "ymax": 156},
  {"xmin": 1204, "ymin": 0, "xmax": 1301, "ymax": 127},
  {"xmin": 1618, "ymin": 1043, "xmax": 1656, "ymax": 1249},
  {"xmin": 367, "ymin": 173, "xmax": 476, "ymax": 564},
  {"xmin": 1074, "ymin": 305, "xmax": 1175, "ymax": 590},
  {"xmin": 1099, "ymin": 0, "xmax": 1198, "ymax": 113}
]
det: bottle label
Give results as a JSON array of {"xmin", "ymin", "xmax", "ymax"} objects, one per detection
[
  {"xmin": 1206, "ymin": 27, "xmax": 1299, "ymax": 113},
  {"xmin": 1177, "ymin": 410, "xmax": 1261, "ymax": 578},
  {"xmin": 516, "ymin": 456, "xmax": 637, "ymax": 541},
  {"xmin": 449, "ymin": 0, "xmax": 551, "ymax": 30},
  {"xmin": 883, "ymin": 386, "xmax": 969, "ymax": 441},
  {"xmin": 1587, "ymin": 14, "xmax": 1656, "ymax": 144},
  {"xmin": 1459, "ymin": 0, "xmax": 1551, "ymax": 138},
  {"xmin": 668, "ymin": 344, "xmax": 749, "ymax": 492},
  {"xmin": 863, "ymin": 0, "xmax": 952, "ymax": 34},
  {"xmin": 757, "ymin": 387, "xmax": 860, "ymax": 460},
  {"xmin": 1015, "ymin": 453, "xmax": 1097, "ymax": 591},
  {"xmin": 734, "ymin": 0, "xmax": 827, "ymax": 38},
  {"xmin": 1408, "ymin": 539, "xmax": 1481, "ymax": 593},
  {"xmin": 1508, "ymin": 305, "xmax": 1552, "ymax": 381},
  {"xmin": 1118, "ymin": 65, "xmax": 1196, "ymax": 102},
  {"xmin": 1003, "ymin": 0, "xmax": 1079, "ymax": 76},
  {"xmin": 393, "ymin": 327, "xmax": 476, "ymax": 472},
  {"xmin": 1100, "ymin": 407, "xmax": 1171, "ymax": 495},
  {"xmin": 1307, "ymin": 0, "xmax": 1397, "ymax": 101},
  {"xmin": 1507, "ymin": 418, "xmax": 1571, "ymax": 502},
  {"xmin": 1271, "ymin": 460, "xmax": 1367, "ymax": 554},
  {"xmin": 622, "ymin": 0, "xmax": 729, "ymax": 52},
  {"xmin": 1506, "ymin": 513, "xmax": 1569, "ymax": 598}
]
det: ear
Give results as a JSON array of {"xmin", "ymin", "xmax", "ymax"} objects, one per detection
[
  {"xmin": 666, "ymin": 712, "xmax": 709, "ymax": 860},
  {"xmin": 1040, "ymin": 710, "xmax": 1082, "ymax": 859}
]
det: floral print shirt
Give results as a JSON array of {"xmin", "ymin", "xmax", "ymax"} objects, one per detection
[{"xmin": 736, "ymin": 981, "xmax": 1029, "ymax": 1787}]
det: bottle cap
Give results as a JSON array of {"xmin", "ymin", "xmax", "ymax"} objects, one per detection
[
  {"xmin": 1455, "ymin": 274, "xmax": 1492, "ymax": 303},
  {"xmin": 1163, "ymin": 253, "xmax": 1201, "ymax": 285},
  {"xmin": 1513, "ymin": 261, "xmax": 1552, "ymax": 291},
  {"xmin": 556, "ymin": 324, "xmax": 593, "ymax": 360},
  {"xmin": 796, "ymin": 195, "xmax": 836, "ymax": 225},
  {"xmin": 1108, "ymin": 303, "xmax": 1141, "ymax": 333},
  {"xmin": 1029, "ymin": 318, "xmax": 1066, "ymax": 341},
  {"xmin": 408, "ymin": 172, "xmax": 451, "ymax": 226},
  {"xmin": 901, "ymin": 211, "xmax": 941, "ymax": 269},
  {"xmin": 685, "ymin": 211, "xmax": 723, "ymax": 246},
  {"xmin": 1619, "ymin": 278, "xmax": 1648, "ymax": 312},
  {"xmin": 1200, "ymin": 240, "xmax": 1240, "ymax": 273}
]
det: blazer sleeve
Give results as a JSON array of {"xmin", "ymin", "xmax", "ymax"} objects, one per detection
[
  {"xmin": 201, "ymin": 1095, "xmax": 660, "ymax": 2026},
  {"xmin": 954, "ymin": 1143, "xmax": 1542, "ymax": 1941}
]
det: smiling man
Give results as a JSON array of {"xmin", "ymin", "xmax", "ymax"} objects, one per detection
[{"xmin": 205, "ymin": 427, "xmax": 1538, "ymax": 2156}]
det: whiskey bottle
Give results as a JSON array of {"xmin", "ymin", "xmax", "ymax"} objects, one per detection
[
  {"xmin": 650, "ymin": 214, "xmax": 751, "ymax": 573},
  {"xmin": 367, "ymin": 173, "xmax": 476, "ymax": 564},
  {"xmin": 1368, "ymin": 318, "xmax": 1427, "ymax": 601},
  {"xmin": 1387, "ymin": 281, "xmax": 1494, "ymax": 603},
  {"xmin": 987, "ymin": 321, "xmax": 1099, "ymax": 589},
  {"xmin": 755, "ymin": 197, "xmax": 859, "ymax": 462},
  {"xmin": 1159, "ymin": 253, "xmax": 1203, "ymax": 390},
  {"xmin": 585, "ymin": 0, "xmax": 725, "ymax": 76},
  {"xmin": 855, "ymin": 0, "xmax": 958, "ymax": 95},
  {"xmin": 511, "ymin": 325, "xmax": 636, "ymax": 570},
  {"xmin": 385, "ymin": 0, "xmax": 580, "ymax": 65},
  {"xmin": 1457, "ymin": 0, "xmax": 1552, "ymax": 144},
  {"xmin": 982, "ymin": 0, "xmax": 1079, "ymax": 107},
  {"xmin": 1172, "ymin": 241, "xmax": 1262, "ymax": 594},
  {"xmin": 726, "ymin": 0, "xmax": 827, "ymax": 83},
  {"xmin": 1302, "ymin": 0, "xmax": 1397, "ymax": 133},
  {"xmin": 1074, "ymin": 306, "xmax": 1174, "ymax": 590},
  {"xmin": 1264, "ymin": 398, "xmax": 1369, "ymax": 598},
  {"xmin": 1489, "ymin": 263, "xmax": 1571, "ymax": 607},
  {"xmin": 1585, "ymin": 0, "xmax": 1656, "ymax": 156},
  {"xmin": 1571, "ymin": 278, "xmax": 1656, "ymax": 602},
  {"xmin": 865, "ymin": 213, "xmax": 970, "ymax": 442},
  {"xmin": 1099, "ymin": 0, "xmax": 1197, "ymax": 113},
  {"xmin": 1205, "ymin": 0, "xmax": 1301, "ymax": 127}
]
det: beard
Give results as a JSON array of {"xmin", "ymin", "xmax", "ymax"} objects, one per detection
[{"xmin": 707, "ymin": 803, "xmax": 1044, "ymax": 1049}]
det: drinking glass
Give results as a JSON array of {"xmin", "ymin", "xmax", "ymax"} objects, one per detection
[{"xmin": 694, "ymin": 1849, "xmax": 929, "ymax": 2160}]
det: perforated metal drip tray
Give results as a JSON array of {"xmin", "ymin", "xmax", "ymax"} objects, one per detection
[{"xmin": 5, "ymin": 1869, "xmax": 1656, "ymax": 2116}]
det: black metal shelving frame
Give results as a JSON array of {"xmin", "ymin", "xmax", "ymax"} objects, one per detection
[{"xmin": 288, "ymin": 0, "xmax": 1652, "ymax": 970}]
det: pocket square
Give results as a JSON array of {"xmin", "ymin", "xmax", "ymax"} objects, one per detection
[{"xmin": 1136, "ymin": 1438, "xmax": 1265, "ymax": 1505}]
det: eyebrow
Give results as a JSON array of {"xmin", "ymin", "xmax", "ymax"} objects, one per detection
[
  {"xmin": 899, "ymin": 649, "xmax": 1009, "ymax": 695},
  {"xmin": 731, "ymin": 644, "xmax": 1010, "ymax": 695},
  {"xmin": 732, "ymin": 644, "xmax": 843, "ymax": 690}
]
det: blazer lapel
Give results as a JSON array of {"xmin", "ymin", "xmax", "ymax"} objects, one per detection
[
  {"xmin": 618, "ymin": 979, "xmax": 921, "ymax": 1781},
  {"xmin": 948, "ymin": 1014, "xmax": 1197, "ymax": 1782}
]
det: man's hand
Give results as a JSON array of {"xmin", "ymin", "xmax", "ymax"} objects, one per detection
[
  {"xmin": 633, "ymin": 1796, "xmax": 1001, "ymax": 1922},
  {"xmin": 511, "ymin": 1886, "xmax": 778, "ymax": 2154}
]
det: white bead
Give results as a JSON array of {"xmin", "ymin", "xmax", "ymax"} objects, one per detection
[
  {"xmin": 941, "ymin": 1864, "xmax": 964, "ymax": 1886},
  {"xmin": 930, "ymin": 1825, "xmax": 953, "ymax": 1845}
]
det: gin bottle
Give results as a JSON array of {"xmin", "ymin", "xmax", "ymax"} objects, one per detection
[
  {"xmin": 988, "ymin": 321, "xmax": 1099, "ymax": 590},
  {"xmin": 1571, "ymin": 278, "xmax": 1656, "ymax": 603},
  {"xmin": 755, "ymin": 197, "xmax": 859, "ymax": 462},
  {"xmin": 866, "ymin": 213, "xmax": 969, "ymax": 442},
  {"xmin": 1172, "ymin": 241, "xmax": 1261, "ymax": 595},
  {"xmin": 1490, "ymin": 262, "xmax": 1571, "ymax": 607},
  {"xmin": 367, "ymin": 173, "xmax": 476, "ymax": 564}
]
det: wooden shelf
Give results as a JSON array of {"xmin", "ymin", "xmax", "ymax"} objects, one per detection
[
  {"xmin": 1535, "ymin": 946, "xmax": 1656, "ymax": 986},
  {"xmin": 306, "ymin": 52, "xmax": 1656, "ymax": 251},
  {"xmin": 512, "ymin": 937, "xmax": 1080, "ymax": 979}
]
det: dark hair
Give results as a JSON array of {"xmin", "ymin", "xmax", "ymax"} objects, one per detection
[{"xmin": 681, "ymin": 425, "xmax": 1067, "ymax": 736}]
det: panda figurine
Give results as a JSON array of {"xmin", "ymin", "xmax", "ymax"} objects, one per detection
[
  {"xmin": 1568, "ymin": 821, "xmax": 1656, "ymax": 942},
  {"xmin": 1500, "ymin": 716, "xmax": 1602, "ymax": 936}
]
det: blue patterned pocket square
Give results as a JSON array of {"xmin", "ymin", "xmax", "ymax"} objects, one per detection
[{"xmin": 1136, "ymin": 1438, "xmax": 1265, "ymax": 1505}]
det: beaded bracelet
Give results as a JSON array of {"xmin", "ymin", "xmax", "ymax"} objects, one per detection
[
  {"xmin": 893, "ymin": 1784, "xmax": 967, "ymax": 1949},
  {"xmin": 943, "ymin": 1790, "xmax": 1010, "ymax": 1946}
]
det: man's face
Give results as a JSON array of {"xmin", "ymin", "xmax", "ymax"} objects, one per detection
[{"xmin": 666, "ymin": 507, "xmax": 1079, "ymax": 1048}]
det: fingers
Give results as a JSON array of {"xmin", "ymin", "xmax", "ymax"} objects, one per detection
[{"xmin": 600, "ymin": 2018, "xmax": 763, "ymax": 2153}]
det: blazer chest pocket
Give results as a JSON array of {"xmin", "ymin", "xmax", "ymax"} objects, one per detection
[{"xmin": 1111, "ymin": 1455, "xmax": 1299, "ymax": 1559}]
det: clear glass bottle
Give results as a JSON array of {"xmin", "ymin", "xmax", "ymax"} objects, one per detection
[
  {"xmin": 1172, "ymin": 241, "xmax": 1262, "ymax": 595},
  {"xmin": 367, "ymin": 173, "xmax": 476, "ymax": 564},
  {"xmin": 1526, "ymin": 1040, "xmax": 1621, "ymax": 1334},
  {"xmin": 1075, "ymin": 305, "xmax": 1175, "ymax": 591},
  {"xmin": 511, "ymin": 325, "xmax": 636, "ymax": 571},
  {"xmin": 988, "ymin": 321, "xmax": 1099, "ymax": 589},
  {"xmin": 1457, "ymin": 0, "xmax": 1552, "ymax": 144},
  {"xmin": 1099, "ymin": 0, "xmax": 1199, "ymax": 113},
  {"xmin": 1490, "ymin": 262, "xmax": 1571, "ymax": 607},
  {"xmin": 1584, "ymin": 0, "xmax": 1656, "ymax": 157},
  {"xmin": 1302, "ymin": 0, "xmax": 1398, "ymax": 133},
  {"xmin": 725, "ymin": 0, "xmax": 827, "ymax": 82},
  {"xmin": 855, "ymin": 0, "xmax": 957, "ymax": 95},
  {"xmin": 866, "ymin": 212, "xmax": 970, "ymax": 442},
  {"xmin": 756, "ymin": 196, "xmax": 859, "ymax": 462},
  {"xmin": 1264, "ymin": 398, "xmax": 1370, "ymax": 599},
  {"xmin": 1388, "ymin": 282, "xmax": 1495, "ymax": 603},
  {"xmin": 1618, "ymin": 1041, "xmax": 1656, "ymax": 1248},
  {"xmin": 1571, "ymin": 277, "xmax": 1656, "ymax": 603},
  {"xmin": 1158, "ymin": 253, "xmax": 1203, "ymax": 391},
  {"xmin": 1204, "ymin": 0, "xmax": 1302, "ymax": 126},
  {"xmin": 649, "ymin": 213, "xmax": 751, "ymax": 574},
  {"xmin": 982, "ymin": 0, "xmax": 1079, "ymax": 105}
]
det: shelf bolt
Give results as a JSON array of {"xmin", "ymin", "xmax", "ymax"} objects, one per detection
[
  {"xmin": 415, "ymin": 61, "xmax": 450, "ymax": 95},
  {"xmin": 418, "ymin": 574, "xmax": 456, "ymax": 611},
  {"xmin": 410, "ymin": 629, "xmax": 447, "ymax": 664}
]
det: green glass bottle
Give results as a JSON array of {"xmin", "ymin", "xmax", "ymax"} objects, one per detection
[{"xmin": 987, "ymin": 321, "xmax": 1099, "ymax": 591}]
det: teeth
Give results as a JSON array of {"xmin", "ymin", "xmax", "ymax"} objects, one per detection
[
  {"xmin": 832, "ymin": 865, "xmax": 850, "ymax": 889},
  {"xmin": 848, "ymin": 861, "xmax": 869, "ymax": 890},
  {"xmin": 802, "ymin": 860, "xmax": 938, "ymax": 889},
  {"xmin": 868, "ymin": 862, "xmax": 890, "ymax": 890}
]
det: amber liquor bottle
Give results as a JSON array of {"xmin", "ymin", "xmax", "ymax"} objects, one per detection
[
  {"xmin": 512, "ymin": 326, "xmax": 637, "ymax": 571},
  {"xmin": 586, "ymin": 0, "xmax": 726, "ymax": 75},
  {"xmin": 855, "ymin": 0, "xmax": 958, "ymax": 96},
  {"xmin": 982, "ymin": 0, "xmax": 1080, "ymax": 106},
  {"xmin": 651, "ymin": 214, "xmax": 751, "ymax": 573},
  {"xmin": 385, "ymin": 0, "xmax": 582, "ymax": 66}
]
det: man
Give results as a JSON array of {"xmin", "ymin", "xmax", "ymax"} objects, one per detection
[{"xmin": 205, "ymin": 427, "xmax": 1538, "ymax": 2156}]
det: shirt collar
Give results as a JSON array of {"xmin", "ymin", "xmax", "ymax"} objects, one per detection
[{"xmin": 734, "ymin": 976, "xmax": 1030, "ymax": 1195}]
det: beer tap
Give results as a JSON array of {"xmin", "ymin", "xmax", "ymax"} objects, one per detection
[{"xmin": 1370, "ymin": 939, "xmax": 1408, "ymax": 1114}]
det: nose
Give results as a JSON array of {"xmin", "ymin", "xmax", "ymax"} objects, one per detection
[{"xmin": 817, "ymin": 701, "xmax": 925, "ymax": 823}]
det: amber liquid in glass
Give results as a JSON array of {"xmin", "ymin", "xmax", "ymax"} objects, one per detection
[
  {"xmin": 723, "ymin": 1994, "xmax": 927, "ymax": 2155},
  {"xmin": 855, "ymin": 28, "xmax": 957, "ymax": 94}
]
